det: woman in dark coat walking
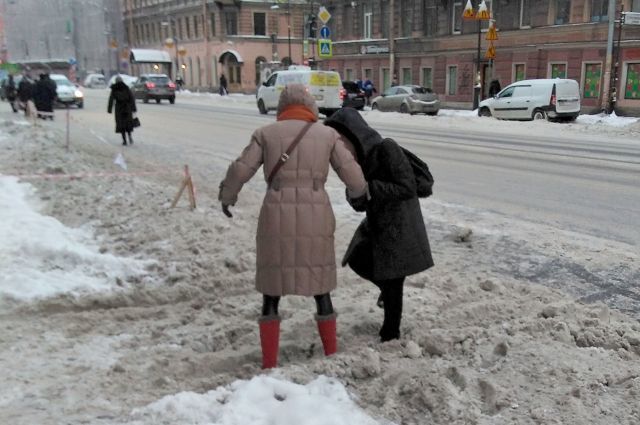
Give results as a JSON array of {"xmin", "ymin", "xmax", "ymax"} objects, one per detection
[
  {"xmin": 325, "ymin": 107, "xmax": 434, "ymax": 342},
  {"xmin": 33, "ymin": 74, "xmax": 57, "ymax": 120},
  {"xmin": 108, "ymin": 77, "xmax": 137, "ymax": 145}
]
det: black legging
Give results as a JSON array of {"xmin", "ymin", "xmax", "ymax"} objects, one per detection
[
  {"xmin": 373, "ymin": 277, "xmax": 405, "ymax": 341},
  {"xmin": 262, "ymin": 293, "xmax": 334, "ymax": 317}
]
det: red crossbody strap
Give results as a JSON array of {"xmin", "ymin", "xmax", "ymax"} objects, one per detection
[{"xmin": 267, "ymin": 122, "xmax": 313, "ymax": 185}]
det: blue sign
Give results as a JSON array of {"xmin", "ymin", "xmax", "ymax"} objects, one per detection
[{"xmin": 320, "ymin": 26, "xmax": 330, "ymax": 39}]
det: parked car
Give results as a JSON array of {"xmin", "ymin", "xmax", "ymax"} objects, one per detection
[
  {"xmin": 83, "ymin": 73, "xmax": 107, "ymax": 88},
  {"xmin": 50, "ymin": 74, "xmax": 84, "ymax": 108},
  {"xmin": 108, "ymin": 74, "xmax": 137, "ymax": 88},
  {"xmin": 132, "ymin": 74, "xmax": 176, "ymax": 104},
  {"xmin": 340, "ymin": 81, "xmax": 365, "ymax": 110},
  {"xmin": 478, "ymin": 78, "xmax": 581, "ymax": 122},
  {"xmin": 256, "ymin": 65, "xmax": 342, "ymax": 116},
  {"xmin": 371, "ymin": 85, "xmax": 440, "ymax": 115}
]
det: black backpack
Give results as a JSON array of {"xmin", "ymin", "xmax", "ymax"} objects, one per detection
[{"xmin": 401, "ymin": 146, "xmax": 434, "ymax": 198}]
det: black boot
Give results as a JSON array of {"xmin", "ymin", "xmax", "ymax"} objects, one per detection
[
  {"xmin": 378, "ymin": 278, "xmax": 405, "ymax": 342},
  {"xmin": 128, "ymin": 133, "xmax": 134, "ymax": 145}
]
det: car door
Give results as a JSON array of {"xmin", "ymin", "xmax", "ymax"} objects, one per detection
[
  {"xmin": 133, "ymin": 76, "xmax": 146, "ymax": 98},
  {"xmin": 491, "ymin": 86, "xmax": 515, "ymax": 119},
  {"xmin": 378, "ymin": 87, "xmax": 397, "ymax": 111},
  {"xmin": 262, "ymin": 73, "xmax": 279, "ymax": 109},
  {"xmin": 510, "ymin": 85, "xmax": 533, "ymax": 119}
]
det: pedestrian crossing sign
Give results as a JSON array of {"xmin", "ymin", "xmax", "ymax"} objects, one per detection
[{"xmin": 318, "ymin": 39, "xmax": 332, "ymax": 58}]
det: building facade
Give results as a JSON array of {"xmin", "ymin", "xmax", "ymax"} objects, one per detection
[{"xmin": 324, "ymin": 0, "xmax": 640, "ymax": 114}]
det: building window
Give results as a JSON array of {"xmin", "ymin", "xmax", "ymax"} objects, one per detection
[
  {"xmin": 254, "ymin": 12, "xmax": 266, "ymax": 36},
  {"xmin": 225, "ymin": 11, "xmax": 238, "ymax": 35},
  {"xmin": 401, "ymin": 0, "xmax": 412, "ymax": 37},
  {"xmin": 194, "ymin": 16, "xmax": 200, "ymax": 38},
  {"xmin": 422, "ymin": 67, "xmax": 432, "ymax": 88},
  {"xmin": 401, "ymin": 67, "xmax": 411, "ymax": 85},
  {"xmin": 583, "ymin": 63, "xmax": 602, "ymax": 98},
  {"xmin": 343, "ymin": 5, "xmax": 353, "ymax": 37},
  {"xmin": 381, "ymin": 1, "xmax": 389, "ymax": 38},
  {"xmin": 382, "ymin": 68, "xmax": 390, "ymax": 90},
  {"xmin": 590, "ymin": 0, "xmax": 608, "ymax": 22},
  {"xmin": 364, "ymin": 68, "xmax": 373, "ymax": 80},
  {"xmin": 550, "ymin": 63, "xmax": 567, "ymax": 78},
  {"xmin": 345, "ymin": 68, "xmax": 354, "ymax": 81},
  {"xmin": 453, "ymin": 1, "xmax": 462, "ymax": 34},
  {"xmin": 447, "ymin": 65, "xmax": 457, "ymax": 95},
  {"xmin": 555, "ymin": 0, "xmax": 571, "ymax": 25},
  {"xmin": 520, "ymin": 0, "xmax": 531, "ymax": 27},
  {"xmin": 210, "ymin": 13, "xmax": 216, "ymax": 36},
  {"xmin": 514, "ymin": 63, "xmax": 526, "ymax": 81},
  {"xmin": 177, "ymin": 19, "xmax": 183, "ymax": 39},
  {"xmin": 423, "ymin": 0, "xmax": 437, "ymax": 37},
  {"xmin": 633, "ymin": 0, "xmax": 640, "ymax": 11},
  {"xmin": 363, "ymin": 2, "xmax": 372, "ymax": 39},
  {"xmin": 185, "ymin": 16, "xmax": 191, "ymax": 39},
  {"xmin": 625, "ymin": 63, "xmax": 640, "ymax": 99}
]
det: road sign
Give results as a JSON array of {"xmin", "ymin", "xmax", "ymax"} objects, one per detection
[
  {"xmin": 320, "ymin": 25, "xmax": 330, "ymax": 39},
  {"xmin": 624, "ymin": 12, "xmax": 640, "ymax": 25},
  {"xmin": 318, "ymin": 6, "xmax": 331, "ymax": 24},
  {"xmin": 485, "ymin": 43, "xmax": 496, "ymax": 59},
  {"xmin": 486, "ymin": 21, "xmax": 498, "ymax": 40},
  {"xmin": 318, "ymin": 39, "xmax": 332, "ymax": 58}
]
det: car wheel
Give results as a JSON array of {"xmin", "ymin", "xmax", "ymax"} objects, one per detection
[
  {"xmin": 479, "ymin": 107, "xmax": 492, "ymax": 117},
  {"xmin": 532, "ymin": 109, "xmax": 547, "ymax": 120},
  {"xmin": 400, "ymin": 103, "xmax": 409, "ymax": 114},
  {"xmin": 155, "ymin": 98, "xmax": 161, "ymax": 104},
  {"xmin": 169, "ymin": 96, "xmax": 175, "ymax": 104},
  {"xmin": 428, "ymin": 111, "xmax": 438, "ymax": 116},
  {"xmin": 371, "ymin": 102, "xmax": 378, "ymax": 110},
  {"xmin": 77, "ymin": 102, "xmax": 84, "ymax": 109},
  {"xmin": 143, "ymin": 96, "xmax": 149, "ymax": 104},
  {"xmin": 257, "ymin": 99, "xmax": 267, "ymax": 115}
]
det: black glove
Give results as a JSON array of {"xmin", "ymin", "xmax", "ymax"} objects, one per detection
[
  {"xmin": 222, "ymin": 204, "xmax": 233, "ymax": 218},
  {"xmin": 346, "ymin": 189, "xmax": 368, "ymax": 212}
]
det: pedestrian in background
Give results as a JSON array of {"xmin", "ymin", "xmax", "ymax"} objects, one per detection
[
  {"xmin": 218, "ymin": 84, "xmax": 367, "ymax": 368},
  {"xmin": 17, "ymin": 73, "xmax": 34, "ymax": 117},
  {"xmin": 488, "ymin": 79, "xmax": 502, "ymax": 98},
  {"xmin": 33, "ymin": 74, "xmax": 57, "ymax": 120},
  {"xmin": 108, "ymin": 76, "xmax": 137, "ymax": 146},
  {"xmin": 4, "ymin": 75, "xmax": 18, "ymax": 113},
  {"xmin": 219, "ymin": 73, "xmax": 228, "ymax": 95},
  {"xmin": 363, "ymin": 78, "xmax": 376, "ymax": 107},
  {"xmin": 325, "ymin": 108, "xmax": 434, "ymax": 342}
]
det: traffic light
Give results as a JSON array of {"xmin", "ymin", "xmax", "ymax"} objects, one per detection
[{"xmin": 308, "ymin": 16, "xmax": 317, "ymax": 39}]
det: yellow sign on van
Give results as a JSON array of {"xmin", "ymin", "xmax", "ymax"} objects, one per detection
[{"xmin": 309, "ymin": 72, "xmax": 340, "ymax": 86}]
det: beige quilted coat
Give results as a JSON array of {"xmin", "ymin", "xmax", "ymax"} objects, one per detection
[{"xmin": 219, "ymin": 118, "xmax": 367, "ymax": 297}]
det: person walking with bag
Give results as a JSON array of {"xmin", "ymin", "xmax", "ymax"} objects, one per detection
[
  {"xmin": 108, "ymin": 76, "xmax": 137, "ymax": 146},
  {"xmin": 218, "ymin": 84, "xmax": 367, "ymax": 368},
  {"xmin": 325, "ymin": 108, "xmax": 434, "ymax": 342}
]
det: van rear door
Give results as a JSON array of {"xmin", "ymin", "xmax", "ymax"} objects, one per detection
[
  {"xmin": 308, "ymin": 71, "xmax": 342, "ymax": 109},
  {"xmin": 554, "ymin": 80, "xmax": 581, "ymax": 113}
]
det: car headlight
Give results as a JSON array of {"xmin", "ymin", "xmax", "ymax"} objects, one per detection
[{"xmin": 74, "ymin": 90, "xmax": 84, "ymax": 98}]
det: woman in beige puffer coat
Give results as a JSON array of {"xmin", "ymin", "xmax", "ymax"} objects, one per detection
[{"xmin": 219, "ymin": 84, "xmax": 367, "ymax": 368}]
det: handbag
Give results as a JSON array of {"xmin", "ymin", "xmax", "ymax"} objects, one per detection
[
  {"xmin": 342, "ymin": 218, "xmax": 374, "ymax": 280},
  {"xmin": 267, "ymin": 122, "xmax": 313, "ymax": 185},
  {"xmin": 132, "ymin": 116, "xmax": 141, "ymax": 128}
]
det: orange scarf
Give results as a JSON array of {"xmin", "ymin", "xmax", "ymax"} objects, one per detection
[{"xmin": 277, "ymin": 105, "xmax": 318, "ymax": 122}]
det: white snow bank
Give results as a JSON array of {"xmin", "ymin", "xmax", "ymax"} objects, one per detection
[
  {"xmin": 131, "ymin": 375, "xmax": 385, "ymax": 425},
  {"xmin": 0, "ymin": 176, "xmax": 149, "ymax": 301},
  {"xmin": 576, "ymin": 111, "xmax": 639, "ymax": 127}
]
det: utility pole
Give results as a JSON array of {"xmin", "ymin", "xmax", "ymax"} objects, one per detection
[
  {"xmin": 389, "ymin": 0, "xmax": 394, "ymax": 89},
  {"xmin": 610, "ymin": 5, "xmax": 624, "ymax": 114},
  {"xmin": 601, "ymin": 0, "xmax": 616, "ymax": 112},
  {"xmin": 203, "ymin": 0, "xmax": 211, "ymax": 88}
]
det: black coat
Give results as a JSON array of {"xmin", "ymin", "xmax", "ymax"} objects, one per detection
[
  {"xmin": 18, "ymin": 78, "xmax": 34, "ymax": 102},
  {"xmin": 33, "ymin": 77, "xmax": 57, "ymax": 112},
  {"xmin": 325, "ymin": 108, "xmax": 434, "ymax": 281},
  {"xmin": 108, "ymin": 81, "xmax": 137, "ymax": 133}
]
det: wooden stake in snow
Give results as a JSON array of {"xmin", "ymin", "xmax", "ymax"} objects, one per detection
[{"xmin": 171, "ymin": 165, "xmax": 196, "ymax": 210}]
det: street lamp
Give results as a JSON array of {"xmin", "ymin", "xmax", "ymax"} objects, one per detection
[
  {"xmin": 271, "ymin": 0, "xmax": 292, "ymax": 65},
  {"xmin": 463, "ymin": 0, "xmax": 491, "ymax": 110}
]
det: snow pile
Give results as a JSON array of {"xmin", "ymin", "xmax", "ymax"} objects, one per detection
[{"xmin": 131, "ymin": 375, "xmax": 384, "ymax": 425}]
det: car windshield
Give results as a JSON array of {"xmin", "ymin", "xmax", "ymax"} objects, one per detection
[
  {"xmin": 149, "ymin": 76, "xmax": 170, "ymax": 84},
  {"xmin": 53, "ymin": 78, "xmax": 73, "ymax": 87},
  {"xmin": 411, "ymin": 87, "xmax": 430, "ymax": 94}
]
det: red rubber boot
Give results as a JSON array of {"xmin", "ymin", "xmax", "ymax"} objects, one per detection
[
  {"xmin": 259, "ymin": 315, "xmax": 280, "ymax": 369},
  {"xmin": 316, "ymin": 313, "xmax": 337, "ymax": 356}
]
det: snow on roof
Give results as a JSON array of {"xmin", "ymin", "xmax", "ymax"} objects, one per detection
[{"xmin": 129, "ymin": 49, "xmax": 172, "ymax": 64}]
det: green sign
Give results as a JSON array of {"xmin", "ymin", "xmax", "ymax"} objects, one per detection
[
  {"xmin": 303, "ymin": 40, "xmax": 309, "ymax": 56},
  {"xmin": 318, "ymin": 39, "xmax": 332, "ymax": 58}
]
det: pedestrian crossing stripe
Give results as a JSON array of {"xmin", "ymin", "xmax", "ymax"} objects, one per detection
[{"xmin": 318, "ymin": 39, "xmax": 332, "ymax": 58}]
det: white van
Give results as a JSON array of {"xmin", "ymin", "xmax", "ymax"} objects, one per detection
[
  {"xmin": 256, "ymin": 66, "xmax": 343, "ymax": 116},
  {"xmin": 478, "ymin": 78, "xmax": 581, "ymax": 121}
]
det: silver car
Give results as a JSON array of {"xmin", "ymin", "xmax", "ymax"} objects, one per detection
[{"xmin": 371, "ymin": 85, "xmax": 440, "ymax": 115}]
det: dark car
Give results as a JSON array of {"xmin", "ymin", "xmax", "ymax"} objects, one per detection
[
  {"xmin": 132, "ymin": 74, "xmax": 176, "ymax": 104},
  {"xmin": 340, "ymin": 81, "xmax": 365, "ymax": 110}
]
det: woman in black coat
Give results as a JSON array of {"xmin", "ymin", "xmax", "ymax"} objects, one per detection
[
  {"xmin": 325, "ymin": 107, "xmax": 434, "ymax": 342},
  {"xmin": 108, "ymin": 77, "xmax": 137, "ymax": 145}
]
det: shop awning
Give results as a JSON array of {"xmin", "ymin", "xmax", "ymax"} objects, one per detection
[{"xmin": 129, "ymin": 49, "xmax": 172, "ymax": 64}]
